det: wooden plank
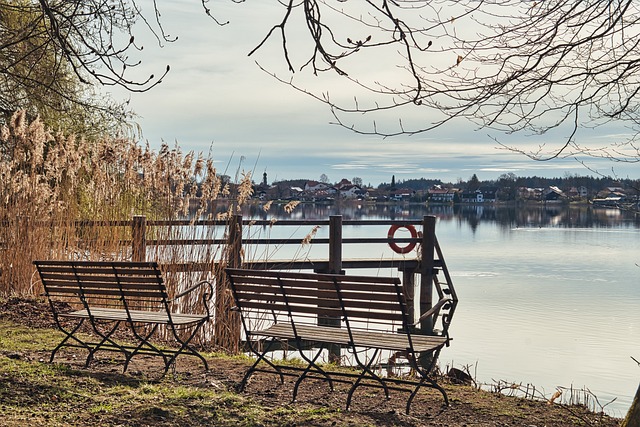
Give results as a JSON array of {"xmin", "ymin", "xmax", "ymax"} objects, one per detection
[
  {"xmin": 60, "ymin": 308, "xmax": 206, "ymax": 325},
  {"xmin": 233, "ymin": 282, "xmax": 402, "ymax": 305},
  {"xmin": 227, "ymin": 268, "xmax": 400, "ymax": 285},
  {"xmin": 253, "ymin": 323, "xmax": 447, "ymax": 353},
  {"xmin": 234, "ymin": 283, "xmax": 398, "ymax": 306},
  {"xmin": 38, "ymin": 260, "xmax": 170, "ymax": 307},
  {"xmin": 39, "ymin": 272, "xmax": 162, "ymax": 284},
  {"xmin": 237, "ymin": 298, "xmax": 403, "ymax": 323},
  {"xmin": 340, "ymin": 308, "xmax": 403, "ymax": 322},
  {"xmin": 237, "ymin": 300, "xmax": 343, "ymax": 318},
  {"xmin": 287, "ymin": 294, "xmax": 401, "ymax": 314},
  {"xmin": 228, "ymin": 269, "xmax": 407, "ymax": 323},
  {"xmin": 44, "ymin": 286, "xmax": 166, "ymax": 299},
  {"xmin": 42, "ymin": 279, "xmax": 165, "ymax": 289},
  {"xmin": 34, "ymin": 261, "xmax": 158, "ymax": 269},
  {"xmin": 230, "ymin": 275, "xmax": 400, "ymax": 294},
  {"xmin": 235, "ymin": 285, "xmax": 401, "ymax": 310}
]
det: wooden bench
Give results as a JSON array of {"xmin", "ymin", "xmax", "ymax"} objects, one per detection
[
  {"xmin": 225, "ymin": 268, "xmax": 455, "ymax": 414},
  {"xmin": 34, "ymin": 260, "xmax": 214, "ymax": 376}
]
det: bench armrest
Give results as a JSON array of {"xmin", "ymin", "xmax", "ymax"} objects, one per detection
[
  {"xmin": 170, "ymin": 279, "xmax": 214, "ymax": 303},
  {"xmin": 412, "ymin": 297, "xmax": 451, "ymax": 328}
]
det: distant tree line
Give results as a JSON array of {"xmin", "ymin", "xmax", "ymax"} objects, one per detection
[
  {"xmin": 268, "ymin": 174, "xmax": 639, "ymax": 197},
  {"xmin": 380, "ymin": 173, "xmax": 639, "ymax": 194}
]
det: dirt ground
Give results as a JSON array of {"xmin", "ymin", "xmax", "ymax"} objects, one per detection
[{"xmin": 0, "ymin": 297, "xmax": 623, "ymax": 427}]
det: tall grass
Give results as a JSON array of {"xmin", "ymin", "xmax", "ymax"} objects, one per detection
[{"xmin": 0, "ymin": 110, "xmax": 255, "ymax": 351}]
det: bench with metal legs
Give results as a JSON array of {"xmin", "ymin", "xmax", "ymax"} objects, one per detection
[
  {"xmin": 226, "ymin": 268, "xmax": 456, "ymax": 414},
  {"xmin": 35, "ymin": 260, "xmax": 213, "ymax": 377}
]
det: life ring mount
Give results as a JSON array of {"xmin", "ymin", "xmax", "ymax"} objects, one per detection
[{"xmin": 387, "ymin": 224, "xmax": 418, "ymax": 254}]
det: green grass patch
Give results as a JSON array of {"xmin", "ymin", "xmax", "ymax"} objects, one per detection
[
  {"xmin": 0, "ymin": 319, "xmax": 340, "ymax": 427},
  {"xmin": 0, "ymin": 321, "xmax": 64, "ymax": 352}
]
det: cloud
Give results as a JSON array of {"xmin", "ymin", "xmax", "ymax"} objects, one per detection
[{"xmin": 108, "ymin": 2, "xmax": 639, "ymax": 185}]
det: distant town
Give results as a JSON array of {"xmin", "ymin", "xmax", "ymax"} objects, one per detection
[{"xmin": 250, "ymin": 172, "xmax": 640, "ymax": 208}]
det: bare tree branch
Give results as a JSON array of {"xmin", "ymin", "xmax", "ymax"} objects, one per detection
[
  {"xmin": 5, "ymin": 0, "xmax": 640, "ymax": 164},
  {"xmin": 244, "ymin": 1, "xmax": 640, "ymax": 163}
]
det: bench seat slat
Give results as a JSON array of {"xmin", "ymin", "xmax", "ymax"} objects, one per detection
[
  {"xmin": 36, "ymin": 265, "xmax": 160, "ymax": 274},
  {"xmin": 60, "ymin": 308, "xmax": 207, "ymax": 325},
  {"xmin": 251, "ymin": 323, "xmax": 447, "ymax": 353}
]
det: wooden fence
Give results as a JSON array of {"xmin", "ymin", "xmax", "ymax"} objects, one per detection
[
  {"xmin": 125, "ymin": 214, "xmax": 455, "ymax": 334},
  {"xmin": 2, "ymin": 214, "xmax": 455, "ymax": 336}
]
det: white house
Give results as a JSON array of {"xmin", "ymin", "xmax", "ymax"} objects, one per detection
[
  {"xmin": 428, "ymin": 185, "xmax": 456, "ymax": 203},
  {"xmin": 339, "ymin": 185, "xmax": 366, "ymax": 199},
  {"xmin": 305, "ymin": 180, "xmax": 330, "ymax": 192}
]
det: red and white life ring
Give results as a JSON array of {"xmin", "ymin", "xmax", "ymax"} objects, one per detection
[{"xmin": 387, "ymin": 224, "xmax": 418, "ymax": 254}]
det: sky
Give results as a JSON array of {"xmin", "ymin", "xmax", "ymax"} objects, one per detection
[{"xmin": 109, "ymin": 1, "xmax": 639, "ymax": 186}]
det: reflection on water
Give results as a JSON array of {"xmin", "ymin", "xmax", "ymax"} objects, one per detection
[
  {"xmin": 240, "ymin": 202, "xmax": 639, "ymax": 417},
  {"xmin": 242, "ymin": 201, "xmax": 640, "ymax": 230}
]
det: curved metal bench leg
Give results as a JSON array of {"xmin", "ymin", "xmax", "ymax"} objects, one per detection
[
  {"xmin": 164, "ymin": 320, "xmax": 209, "ymax": 374},
  {"xmin": 50, "ymin": 318, "xmax": 87, "ymax": 363},
  {"xmin": 292, "ymin": 345, "xmax": 334, "ymax": 402},
  {"xmin": 241, "ymin": 338, "xmax": 283, "ymax": 391},
  {"xmin": 405, "ymin": 349, "xmax": 449, "ymax": 414},
  {"xmin": 87, "ymin": 320, "xmax": 125, "ymax": 367},
  {"xmin": 405, "ymin": 376, "xmax": 449, "ymax": 414},
  {"xmin": 346, "ymin": 348, "xmax": 389, "ymax": 411},
  {"xmin": 124, "ymin": 323, "xmax": 167, "ymax": 374}
]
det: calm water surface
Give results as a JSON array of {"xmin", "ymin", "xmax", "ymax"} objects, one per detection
[{"xmin": 239, "ymin": 203, "xmax": 639, "ymax": 417}]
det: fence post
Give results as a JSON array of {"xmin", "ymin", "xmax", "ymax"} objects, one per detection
[
  {"xmin": 229, "ymin": 214, "xmax": 243, "ymax": 268},
  {"xmin": 320, "ymin": 215, "xmax": 343, "ymax": 363},
  {"xmin": 420, "ymin": 215, "xmax": 436, "ymax": 334},
  {"xmin": 216, "ymin": 214, "xmax": 243, "ymax": 353},
  {"xmin": 402, "ymin": 268, "xmax": 416, "ymax": 324},
  {"xmin": 132, "ymin": 215, "xmax": 147, "ymax": 262},
  {"xmin": 328, "ymin": 215, "xmax": 343, "ymax": 274}
]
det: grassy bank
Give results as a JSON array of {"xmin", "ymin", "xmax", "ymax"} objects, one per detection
[{"xmin": 0, "ymin": 297, "xmax": 623, "ymax": 427}]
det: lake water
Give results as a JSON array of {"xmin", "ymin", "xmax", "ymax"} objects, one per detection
[{"xmin": 239, "ymin": 202, "xmax": 639, "ymax": 417}]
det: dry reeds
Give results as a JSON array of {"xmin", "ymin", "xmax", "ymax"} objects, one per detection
[{"xmin": 0, "ymin": 110, "xmax": 254, "ymax": 351}]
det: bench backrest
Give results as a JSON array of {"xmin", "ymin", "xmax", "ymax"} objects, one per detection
[
  {"xmin": 34, "ymin": 260, "xmax": 168, "ymax": 311},
  {"xmin": 225, "ymin": 268, "xmax": 408, "ymax": 333}
]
